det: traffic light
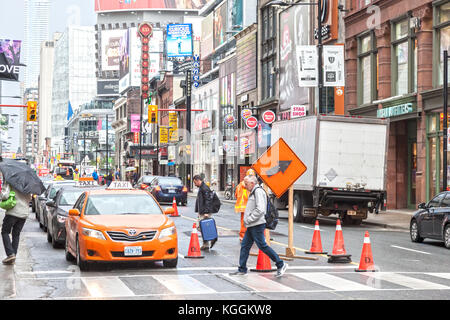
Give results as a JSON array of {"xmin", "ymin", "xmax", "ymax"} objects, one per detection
[
  {"xmin": 27, "ymin": 101, "xmax": 37, "ymax": 121},
  {"xmin": 148, "ymin": 105, "xmax": 158, "ymax": 124}
]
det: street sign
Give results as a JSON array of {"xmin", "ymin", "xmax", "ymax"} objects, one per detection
[
  {"xmin": 252, "ymin": 138, "xmax": 307, "ymax": 198},
  {"xmin": 262, "ymin": 110, "xmax": 276, "ymax": 124},
  {"xmin": 246, "ymin": 116, "xmax": 258, "ymax": 129}
]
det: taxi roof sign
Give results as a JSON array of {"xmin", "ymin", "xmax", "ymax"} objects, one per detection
[
  {"xmin": 75, "ymin": 180, "xmax": 98, "ymax": 187},
  {"xmin": 252, "ymin": 138, "xmax": 307, "ymax": 198},
  {"xmin": 106, "ymin": 181, "xmax": 134, "ymax": 190}
]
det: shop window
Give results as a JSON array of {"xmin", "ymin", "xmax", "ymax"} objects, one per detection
[{"xmin": 435, "ymin": 2, "xmax": 450, "ymax": 86}]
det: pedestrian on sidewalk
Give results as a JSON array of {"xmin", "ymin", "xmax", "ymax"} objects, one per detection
[
  {"xmin": 1, "ymin": 182, "xmax": 32, "ymax": 265},
  {"xmin": 193, "ymin": 174, "xmax": 217, "ymax": 250},
  {"xmin": 234, "ymin": 169, "xmax": 256, "ymax": 242},
  {"xmin": 230, "ymin": 175, "xmax": 287, "ymax": 277}
]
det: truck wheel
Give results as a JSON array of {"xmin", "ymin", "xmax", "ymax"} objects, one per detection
[{"xmin": 294, "ymin": 193, "xmax": 312, "ymax": 223}]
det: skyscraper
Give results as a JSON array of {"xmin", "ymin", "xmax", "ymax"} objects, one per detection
[{"xmin": 23, "ymin": 0, "xmax": 50, "ymax": 89}]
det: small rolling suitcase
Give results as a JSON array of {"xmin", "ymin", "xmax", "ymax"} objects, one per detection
[{"xmin": 199, "ymin": 217, "xmax": 218, "ymax": 242}]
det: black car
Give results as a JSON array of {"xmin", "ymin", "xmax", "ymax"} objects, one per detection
[
  {"xmin": 149, "ymin": 176, "xmax": 188, "ymax": 206},
  {"xmin": 38, "ymin": 180, "xmax": 76, "ymax": 231},
  {"xmin": 33, "ymin": 178, "xmax": 53, "ymax": 216},
  {"xmin": 410, "ymin": 192, "xmax": 450, "ymax": 248},
  {"xmin": 46, "ymin": 184, "xmax": 104, "ymax": 248}
]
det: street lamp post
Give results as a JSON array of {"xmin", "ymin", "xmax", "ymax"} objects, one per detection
[{"xmin": 444, "ymin": 50, "xmax": 449, "ymax": 191}]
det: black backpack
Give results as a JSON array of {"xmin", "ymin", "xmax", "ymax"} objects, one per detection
[
  {"xmin": 253, "ymin": 187, "xmax": 279, "ymax": 230},
  {"xmin": 206, "ymin": 190, "xmax": 221, "ymax": 213}
]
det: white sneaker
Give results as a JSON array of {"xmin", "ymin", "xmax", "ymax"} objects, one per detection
[{"xmin": 276, "ymin": 263, "xmax": 288, "ymax": 277}]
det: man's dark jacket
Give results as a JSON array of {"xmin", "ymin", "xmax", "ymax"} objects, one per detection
[{"xmin": 195, "ymin": 182, "xmax": 212, "ymax": 214}]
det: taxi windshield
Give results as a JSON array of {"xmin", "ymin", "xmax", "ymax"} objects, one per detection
[
  {"xmin": 59, "ymin": 190, "xmax": 83, "ymax": 206},
  {"xmin": 84, "ymin": 194, "xmax": 162, "ymax": 215}
]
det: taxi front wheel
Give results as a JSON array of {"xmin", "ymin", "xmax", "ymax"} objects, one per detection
[
  {"xmin": 163, "ymin": 256, "xmax": 178, "ymax": 268},
  {"xmin": 76, "ymin": 237, "xmax": 89, "ymax": 271}
]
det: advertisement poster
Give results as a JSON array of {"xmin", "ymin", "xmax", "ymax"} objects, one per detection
[
  {"xmin": 0, "ymin": 39, "xmax": 22, "ymax": 81},
  {"xmin": 279, "ymin": 5, "xmax": 310, "ymax": 111},
  {"xmin": 167, "ymin": 24, "xmax": 193, "ymax": 57},
  {"xmin": 323, "ymin": 45, "xmax": 345, "ymax": 87},
  {"xmin": 201, "ymin": 12, "xmax": 214, "ymax": 57},
  {"xmin": 95, "ymin": 0, "xmax": 207, "ymax": 11},
  {"xmin": 214, "ymin": 2, "xmax": 228, "ymax": 49},
  {"xmin": 102, "ymin": 30, "xmax": 127, "ymax": 71},
  {"xmin": 297, "ymin": 45, "xmax": 318, "ymax": 87},
  {"xmin": 130, "ymin": 114, "xmax": 141, "ymax": 133},
  {"xmin": 228, "ymin": 0, "xmax": 243, "ymax": 31}
]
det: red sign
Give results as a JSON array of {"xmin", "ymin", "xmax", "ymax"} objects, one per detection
[
  {"xmin": 139, "ymin": 23, "xmax": 153, "ymax": 38},
  {"xmin": 246, "ymin": 116, "xmax": 258, "ymax": 129},
  {"xmin": 262, "ymin": 110, "xmax": 276, "ymax": 124}
]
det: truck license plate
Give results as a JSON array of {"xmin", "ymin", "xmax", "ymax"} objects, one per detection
[
  {"xmin": 347, "ymin": 210, "xmax": 357, "ymax": 216},
  {"xmin": 124, "ymin": 246, "xmax": 142, "ymax": 256}
]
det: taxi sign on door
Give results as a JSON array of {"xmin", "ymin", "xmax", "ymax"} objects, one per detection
[{"xmin": 252, "ymin": 138, "xmax": 307, "ymax": 198}]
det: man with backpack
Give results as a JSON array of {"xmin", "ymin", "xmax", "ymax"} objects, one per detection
[
  {"xmin": 230, "ymin": 175, "xmax": 287, "ymax": 277},
  {"xmin": 194, "ymin": 175, "xmax": 220, "ymax": 250}
]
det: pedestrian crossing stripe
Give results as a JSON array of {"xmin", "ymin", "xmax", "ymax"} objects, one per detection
[{"xmin": 14, "ymin": 272, "xmax": 450, "ymax": 299}]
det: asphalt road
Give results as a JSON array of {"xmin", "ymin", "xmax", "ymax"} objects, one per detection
[{"xmin": 2, "ymin": 198, "xmax": 450, "ymax": 300}]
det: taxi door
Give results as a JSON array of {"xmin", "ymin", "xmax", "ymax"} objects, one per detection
[{"xmin": 67, "ymin": 193, "xmax": 86, "ymax": 251}]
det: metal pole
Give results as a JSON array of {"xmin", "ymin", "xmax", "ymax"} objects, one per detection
[
  {"xmin": 317, "ymin": 0, "xmax": 323, "ymax": 114},
  {"xmin": 106, "ymin": 114, "xmax": 109, "ymax": 174},
  {"xmin": 186, "ymin": 69, "xmax": 192, "ymax": 191},
  {"xmin": 139, "ymin": 98, "xmax": 143, "ymax": 179},
  {"xmin": 444, "ymin": 50, "xmax": 448, "ymax": 191}
]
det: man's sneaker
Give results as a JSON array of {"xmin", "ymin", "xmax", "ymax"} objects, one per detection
[
  {"xmin": 2, "ymin": 255, "xmax": 16, "ymax": 265},
  {"xmin": 229, "ymin": 270, "xmax": 247, "ymax": 276},
  {"xmin": 276, "ymin": 263, "xmax": 288, "ymax": 277}
]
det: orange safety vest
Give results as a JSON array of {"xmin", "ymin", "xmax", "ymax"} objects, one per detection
[{"xmin": 234, "ymin": 181, "xmax": 249, "ymax": 213}]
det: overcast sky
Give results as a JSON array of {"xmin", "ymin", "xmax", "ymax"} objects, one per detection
[{"xmin": 0, "ymin": 0, "xmax": 96, "ymax": 41}]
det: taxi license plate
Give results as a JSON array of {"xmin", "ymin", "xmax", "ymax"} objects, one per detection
[
  {"xmin": 347, "ymin": 210, "xmax": 357, "ymax": 216},
  {"xmin": 124, "ymin": 246, "xmax": 142, "ymax": 256}
]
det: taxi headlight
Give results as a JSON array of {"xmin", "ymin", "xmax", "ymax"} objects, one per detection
[
  {"xmin": 159, "ymin": 226, "xmax": 176, "ymax": 239},
  {"xmin": 82, "ymin": 228, "xmax": 106, "ymax": 240}
]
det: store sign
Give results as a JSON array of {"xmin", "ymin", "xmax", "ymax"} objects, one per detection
[
  {"xmin": 262, "ymin": 110, "xmax": 276, "ymax": 124},
  {"xmin": 246, "ymin": 116, "xmax": 258, "ymax": 129},
  {"xmin": 291, "ymin": 105, "xmax": 307, "ymax": 119},
  {"xmin": 194, "ymin": 111, "xmax": 212, "ymax": 132},
  {"xmin": 377, "ymin": 103, "xmax": 413, "ymax": 118},
  {"xmin": 224, "ymin": 114, "xmax": 235, "ymax": 126}
]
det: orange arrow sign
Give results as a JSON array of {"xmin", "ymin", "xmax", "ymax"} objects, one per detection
[{"xmin": 252, "ymin": 138, "xmax": 307, "ymax": 198}]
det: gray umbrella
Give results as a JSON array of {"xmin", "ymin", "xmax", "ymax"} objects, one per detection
[{"xmin": 0, "ymin": 159, "xmax": 46, "ymax": 195}]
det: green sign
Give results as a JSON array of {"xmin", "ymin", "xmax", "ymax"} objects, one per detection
[{"xmin": 377, "ymin": 103, "xmax": 413, "ymax": 118}]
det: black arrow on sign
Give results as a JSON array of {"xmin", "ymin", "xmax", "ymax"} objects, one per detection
[{"xmin": 265, "ymin": 160, "xmax": 292, "ymax": 178}]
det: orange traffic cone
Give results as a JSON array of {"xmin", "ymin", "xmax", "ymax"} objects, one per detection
[
  {"xmin": 327, "ymin": 219, "xmax": 352, "ymax": 263},
  {"xmin": 306, "ymin": 220, "xmax": 327, "ymax": 254},
  {"xmin": 250, "ymin": 249, "xmax": 277, "ymax": 273},
  {"xmin": 185, "ymin": 223, "xmax": 204, "ymax": 259},
  {"xmin": 170, "ymin": 197, "xmax": 180, "ymax": 217},
  {"xmin": 355, "ymin": 231, "xmax": 376, "ymax": 272}
]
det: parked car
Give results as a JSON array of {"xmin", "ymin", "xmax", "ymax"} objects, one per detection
[
  {"xmin": 32, "ymin": 178, "xmax": 53, "ymax": 215},
  {"xmin": 135, "ymin": 175, "xmax": 158, "ymax": 190},
  {"xmin": 149, "ymin": 176, "xmax": 188, "ymax": 206},
  {"xmin": 38, "ymin": 180, "xmax": 76, "ymax": 231},
  {"xmin": 46, "ymin": 184, "xmax": 105, "ymax": 248},
  {"xmin": 410, "ymin": 191, "xmax": 450, "ymax": 248}
]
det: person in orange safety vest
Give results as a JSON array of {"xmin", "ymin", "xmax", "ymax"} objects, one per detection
[{"xmin": 235, "ymin": 169, "xmax": 256, "ymax": 242}]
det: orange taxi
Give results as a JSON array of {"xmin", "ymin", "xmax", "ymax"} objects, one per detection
[{"xmin": 64, "ymin": 181, "xmax": 177, "ymax": 270}]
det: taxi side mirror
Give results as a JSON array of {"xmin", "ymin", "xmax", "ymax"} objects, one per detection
[
  {"xmin": 164, "ymin": 208, "xmax": 175, "ymax": 215},
  {"xmin": 68, "ymin": 209, "xmax": 80, "ymax": 217}
]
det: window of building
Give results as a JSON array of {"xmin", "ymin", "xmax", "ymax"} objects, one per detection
[
  {"xmin": 391, "ymin": 17, "xmax": 417, "ymax": 96},
  {"xmin": 435, "ymin": 2, "xmax": 450, "ymax": 86},
  {"xmin": 261, "ymin": 6, "xmax": 277, "ymax": 102},
  {"xmin": 357, "ymin": 32, "xmax": 377, "ymax": 105}
]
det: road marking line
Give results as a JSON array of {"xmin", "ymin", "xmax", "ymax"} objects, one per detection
[
  {"xmin": 425, "ymin": 273, "xmax": 450, "ymax": 281},
  {"xmin": 364, "ymin": 273, "xmax": 449, "ymax": 290},
  {"xmin": 81, "ymin": 276, "xmax": 135, "ymax": 298},
  {"xmin": 17, "ymin": 270, "xmax": 74, "ymax": 275},
  {"xmin": 292, "ymin": 272, "xmax": 375, "ymax": 291},
  {"xmin": 152, "ymin": 274, "xmax": 216, "ymax": 295},
  {"xmin": 390, "ymin": 245, "xmax": 431, "ymax": 255},
  {"xmin": 223, "ymin": 273, "xmax": 296, "ymax": 292}
]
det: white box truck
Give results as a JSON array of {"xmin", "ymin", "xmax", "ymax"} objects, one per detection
[{"xmin": 270, "ymin": 115, "xmax": 389, "ymax": 225}]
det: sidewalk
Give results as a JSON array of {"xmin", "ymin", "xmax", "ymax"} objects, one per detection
[{"xmin": 189, "ymin": 191, "xmax": 414, "ymax": 231}]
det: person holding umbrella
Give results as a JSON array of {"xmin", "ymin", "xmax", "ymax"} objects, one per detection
[{"xmin": 0, "ymin": 158, "xmax": 45, "ymax": 265}]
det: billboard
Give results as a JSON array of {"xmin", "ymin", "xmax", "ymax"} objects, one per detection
[
  {"xmin": 228, "ymin": 0, "xmax": 243, "ymax": 31},
  {"xmin": 279, "ymin": 5, "xmax": 310, "ymax": 111},
  {"xmin": 166, "ymin": 24, "xmax": 193, "ymax": 57},
  {"xmin": 95, "ymin": 0, "xmax": 207, "ymax": 12},
  {"xmin": 101, "ymin": 29, "xmax": 127, "ymax": 71},
  {"xmin": 214, "ymin": 2, "xmax": 228, "ymax": 49},
  {"xmin": 0, "ymin": 39, "xmax": 22, "ymax": 81},
  {"xmin": 201, "ymin": 12, "xmax": 214, "ymax": 57}
]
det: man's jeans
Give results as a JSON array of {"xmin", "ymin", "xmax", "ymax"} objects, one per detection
[
  {"xmin": 1, "ymin": 215, "xmax": 26, "ymax": 257},
  {"xmin": 238, "ymin": 223, "xmax": 283, "ymax": 273}
]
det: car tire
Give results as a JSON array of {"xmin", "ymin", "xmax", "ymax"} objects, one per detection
[
  {"xmin": 76, "ymin": 237, "xmax": 89, "ymax": 271},
  {"xmin": 293, "ymin": 193, "xmax": 313, "ymax": 223},
  {"xmin": 65, "ymin": 238, "xmax": 75, "ymax": 262},
  {"xmin": 47, "ymin": 230, "xmax": 52, "ymax": 243},
  {"xmin": 51, "ymin": 230, "xmax": 61, "ymax": 249},
  {"xmin": 163, "ymin": 256, "xmax": 178, "ymax": 268},
  {"xmin": 444, "ymin": 225, "xmax": 450, "ymax": 249},
  {"xmin": 410, "ymin": 220, "xmax": 424, "ymax": 243}
]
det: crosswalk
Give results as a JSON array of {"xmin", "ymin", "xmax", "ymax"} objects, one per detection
[{"xmin": 14, "ymin": 270, "xmax": 450, "ymax": 299}]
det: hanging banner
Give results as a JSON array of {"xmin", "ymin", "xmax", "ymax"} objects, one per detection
[
  {"xmin": 0, "ymin": 39, "xmax": 22, "ymax": 81},
  {"xmin": 297, "ymin": 45, "xmax": 318, "ymax": 87},
  {"xmin": 159, "ymin": 127, "xmax": 169, "ymax": 144},
  {"xmin": 323, "ymin": 45, "xmax": 345, "ymax": 87},
  {"xmin": 130, "ymin": 114, "xmax": 141, "ymax": 133},
  {"xmin": 168, "ymin": 112, "xmax": 178, "ymax": 142}
]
